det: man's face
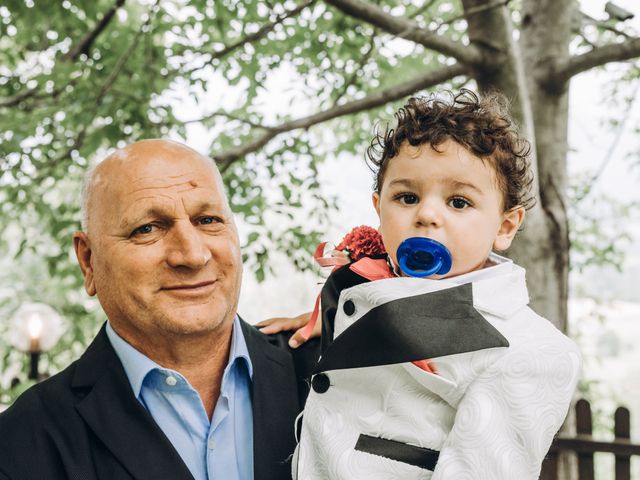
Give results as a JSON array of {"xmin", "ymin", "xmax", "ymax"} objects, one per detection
[
  {"xmin": 373, "ymin": 140, "xmax": 523, "ymax": 278},
  {"xmin": 75, "ymin": 141, "xmax": 242, "ymax": 346}
]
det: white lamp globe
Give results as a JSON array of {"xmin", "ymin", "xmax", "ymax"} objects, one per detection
[{"xmin": 8, "ymin": 303, "xmax": 66, "ymax": 352}]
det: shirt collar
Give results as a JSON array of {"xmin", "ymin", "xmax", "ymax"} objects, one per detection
[
  {"xmin": 445, "ymin": 252, "xmax": 514, "ymax": 284},
  {"xmin": 378, "ymin": 252, "xmax": 528, "ymax": 319},
  {"xmin": 447, "ymin": 253, "xmax": 530, "ymax": 318},
  {"xmin": 228, "ymin": 316, "xmax": 254, "ymax": 380},
  {"xmin": 106, "ymin": 316, "xmax": 253, "ymax": 399}
]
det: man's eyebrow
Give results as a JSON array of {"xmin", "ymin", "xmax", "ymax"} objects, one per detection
[
  {"xmin": 119, "ymin": 205, "xmax": 171, "ymax": 229},
  {"xmin": 119, "ymin": 200, "xmax": 226, "ymax": 229},
  {"xmin": 189, "ymin": 199, "xmax": 226, "ymax": 212}
]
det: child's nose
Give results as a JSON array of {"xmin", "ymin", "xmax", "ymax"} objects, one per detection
[{"xmin": 414, "ymin": 201, "xmax": 443, "ymax": 228}]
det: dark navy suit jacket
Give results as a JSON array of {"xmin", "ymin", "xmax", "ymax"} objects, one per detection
[{"xmin": 0, "ymin": 320, "xmax": 319, "ymax": 480}]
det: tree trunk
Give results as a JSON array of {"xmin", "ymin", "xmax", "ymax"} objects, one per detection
[
  {"xmin": 517, "ymin": 0, "xmax": 575, "ymax": 332},
  {"xmin": 462, "ymin": 0, "xmax": 574, "ymax": 331},
  {"xmin": 520, "ymin": 2, "xmax": 577, "ymax": 478}
]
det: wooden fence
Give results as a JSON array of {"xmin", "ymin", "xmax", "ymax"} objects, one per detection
[{"xmin": 541, "ymin": 399, "xmax": 640, "ymax": 480}]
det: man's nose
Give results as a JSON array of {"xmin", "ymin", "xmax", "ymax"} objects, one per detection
[{"xmin": 166, "ymin": 222, "xmax": 210, "ymax": 269}]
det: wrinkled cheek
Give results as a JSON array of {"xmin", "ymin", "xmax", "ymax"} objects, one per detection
[{"xmin": 218, "ymin": 243, "xmax": 243, "ymax": 297}]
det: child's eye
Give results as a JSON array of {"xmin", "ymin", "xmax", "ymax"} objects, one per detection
[
  {"xmin": 448, "ymin": 197, "xmax": 471, "ymax": 209},
  {"xmin": 394, "ymin": 193, "xmax": 419, "ymax": 205}
]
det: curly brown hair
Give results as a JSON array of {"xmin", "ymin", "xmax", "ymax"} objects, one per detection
[{"xmin": 366, "ymin": 89, "xmax": 534, "ymax": 211}]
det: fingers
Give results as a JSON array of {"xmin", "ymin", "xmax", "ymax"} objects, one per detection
[
  {"xmin": 256, "ymin": 313, "xmax": 311, "ymax": 334},
  {"xmin": 254, "ymin": 318, "xmax": 274, "ymax": 327},
  {"xmin": 288, "ymin": 328, "xmax": 307, "ymax": 348},
  {"xmin": 288, "ymin": 315, "xmax": 322, "ymax": 348},
  {"xmin": 256, "ymin": 317, "xmax": 289, "ymax": 334}
]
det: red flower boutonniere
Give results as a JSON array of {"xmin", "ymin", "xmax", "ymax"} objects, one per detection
[{"xmin": 335, "ymin": 225, "xmax": 386, "ymax": 262}]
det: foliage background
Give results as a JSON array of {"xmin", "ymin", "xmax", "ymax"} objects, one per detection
[{"xmin": 1, "ymin": 8, "xmax": 639, "ymax": 471}]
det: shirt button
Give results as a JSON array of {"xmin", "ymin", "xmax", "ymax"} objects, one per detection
[
  {"xmin": 165, "ymin": 376, "xmax": 177, "ymax": 386},
  {"xmin": 208, "ymin": 439, "xmax": 216, "ymax": 450}
]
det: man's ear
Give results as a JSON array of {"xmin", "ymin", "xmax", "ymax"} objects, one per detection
[
  {"xmin": 372, "ymin": 191, "xmax": 381, "ymax": 217},
  {"xmin": 493, "ymin": 206, "xmax": 525, "ymax": 251},
  {"xmin": 73, "ymin": 231, "xmax": 97, "ymax": 296}
]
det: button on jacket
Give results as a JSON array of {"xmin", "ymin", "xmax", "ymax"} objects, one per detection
[
  {"xmin": 294, "ymin": 257, "xmax": 581, "ymax": 480},
  {"xmin": 0, "ymin": 319, "xmax": 319, "ymax": 480}
]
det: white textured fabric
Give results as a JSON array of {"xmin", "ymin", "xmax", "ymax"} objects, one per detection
[{"xmin": 293, "ymin": 262, "xmax": 581, "ymax": 480}]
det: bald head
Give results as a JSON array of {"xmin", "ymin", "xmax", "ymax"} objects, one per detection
[
  {"xmin": 72, "ymin": 137, "xmax": 243, "ymax": 360},
  {"xmin": 81, "ymin": 139, "xmax": 226, "ymax": 236}
]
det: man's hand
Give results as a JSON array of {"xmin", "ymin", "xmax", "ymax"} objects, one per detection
[{"xmin": 256, "ymin": 312, "xmax": 319, "ymax": 348}]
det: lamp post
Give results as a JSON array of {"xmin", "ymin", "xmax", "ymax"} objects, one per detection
[{"xmin": 9, "ymin": 303, "xmax": 65, "ymax": 381}]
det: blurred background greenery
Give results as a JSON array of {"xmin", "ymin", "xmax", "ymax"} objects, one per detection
[{"xmin": 1, "ymin": 5, "xmax": 639, "ymax": 477}]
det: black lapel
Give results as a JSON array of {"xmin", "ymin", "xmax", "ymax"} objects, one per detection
[
  {"xmin": 72, "ymin": 326, "xmax": 194, "ymax": 480},
  {"xmin": 314, "ymin": 283, "xmax": 509, "ymax": 374},
  {"xmin": 241, "ymin": 320, "xmax": 300, "ymax": 480},
  {"xmin": 320, "ymin": 262, "xmax": 372, "ymax": 352}
]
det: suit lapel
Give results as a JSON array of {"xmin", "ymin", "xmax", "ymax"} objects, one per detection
[
  {"xmin": 241, "ymin": 320, "xmax": 300, "ymax": 480},
  {"xmin": 72, "ymin": 327, "xmax": 194, "ymax": 480},
  {"xmin": 314, "ymin": 283, "xmax": 509, "ymax": 374}
]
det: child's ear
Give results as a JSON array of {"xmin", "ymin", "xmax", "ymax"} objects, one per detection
[
  {"xmin": 372, "ymin": 192, "xmax": 381, "ymax": 217},
  {"xmin": 493, "ymin": 206, "xmax": 525, "ymax": 251}
]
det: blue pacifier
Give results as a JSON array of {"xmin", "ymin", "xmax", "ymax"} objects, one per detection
[{"xmin": 396, "ymin": 237, "xmax": 452, "ymax": 277}]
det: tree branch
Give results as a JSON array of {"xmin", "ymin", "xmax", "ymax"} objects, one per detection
[
  {"xmin": 213, "ymin": 63, "xmax": 470, "ymax": 169},
  {"xmin": 435, "ymin": 0, "xmax": 509, "ymax": 31},
  {"xmin": 407, "ymin": 0, "xmax": 439, "ymax": 20},
  {"xmin": 0, "ymin": 86, "xmax": 39, "ymax": 108},
  {"xmin": 186, "ymin": 0, "xmax": 315, "ymax": 74},
  {"xmin": 323, "ymin": 0, "xmax": 483, "ymax": 66},
  {"xmin": 333, "ymin": 28, "xmax": 377, "ymax": 104},
  {"xmin": 33, "ymin": 1, "xmax": 159, "ymax": 181},
  {"xmin": 185, "ymin": 111, "xmax": 271, "ymax": 130},
  {"xmin": 550, "ymin": 36, "xmax": 640, "ymax": 86},
  {"xmin": 1, "ymin": 0, "xmax": 127, "ymax": 108},
  {"xmin": 95, "ymin": 2, "xmax": 158, "ymax": 105},
  {"xmin": 62, "ymin": 0, "xmax": 126, "ymax": 62}
]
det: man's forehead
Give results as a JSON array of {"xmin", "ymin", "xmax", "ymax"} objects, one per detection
[
  {"xmin": 125, "ymin": 168, "xmax": 217, "ymax": 192},
  {"xmin": 96, "ymin": 143, "xmax": 218, "ymax": 188},
  {"xmin": 85, "ymin": 141, "xmax": 227, "ymax": 228}
]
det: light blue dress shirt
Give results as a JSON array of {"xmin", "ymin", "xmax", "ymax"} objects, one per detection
[{"xmin": 106, "ymin": 317, "xmax": 254, "ymax": 480}]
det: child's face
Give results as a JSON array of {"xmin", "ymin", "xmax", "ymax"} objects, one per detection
[{"xmin": 372, "ymin": 140, "xmax": 524, "ymax": 278}]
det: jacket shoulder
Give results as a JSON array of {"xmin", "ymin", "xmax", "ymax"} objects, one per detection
[
  {"xmin": 0, "ymin": 362, "xmax": 84, "ymax": 478},
  {"xmin": 0, "ymin": 361, "xmax": 79, "ymax": 427}
]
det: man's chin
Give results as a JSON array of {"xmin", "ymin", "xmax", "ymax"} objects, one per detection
[{"xmin": 158, "ymin": 306, "xmax": 233, "ymax": 336}]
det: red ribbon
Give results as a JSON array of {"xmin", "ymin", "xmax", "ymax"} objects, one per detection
[{"xmin": 302, "ymin": 244, "xmax": 435, "ymax": 374}]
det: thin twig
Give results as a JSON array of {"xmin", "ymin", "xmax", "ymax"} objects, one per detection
[
  {"xmin": 0, "ymin": 86, "xmax": 39, "ymax": 108},
  {"xmin": 62, "ymin": 0, "xmax": 126, "ymax": 62},
  {"xmin": 578, "ymin": 77, "xmax": 640, "ymax": 201},
  {"xmin": 332, "ymin": 28, "xmax": 377, "ymax": 104},
  {"xmin": 407, "ymin": 0, "xmax": 439, "ymax": 20},
  {"xmin": 185, "ymin": 0, "xmax": 315, "ymax": 75},
  {"xmin": 579, "ymin": 11, "xmax": 633, "ymax": 40},
  {"xmin": 434, "ymin": 0, "xmax": 509, "ymax": 32},
  {"xmin": 213, "ymin": 62, "xmax": 470, "ymax": 170},
  {"xmin": 184, "ymin": 111, "xmax": 272, "ymax": 130},
  {"xmin": 34, "ymin": 1, "xmax": 160, "ymax": 177},
  {"xmin": 550, "ymin": 36, "xmax": 640, "ymax": 87},
  {"xmin": 323, "ymin": 0, "xmax": 483, "ymax": 65}
]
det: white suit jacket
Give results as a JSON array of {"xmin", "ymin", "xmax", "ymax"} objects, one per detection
[{"xmin": 293, "ymin": 257, "xmax": 581, "ymax": 479}]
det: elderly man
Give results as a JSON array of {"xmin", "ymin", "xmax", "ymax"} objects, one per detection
[{"xmin": 0, "ymin": 140, "xmax": 317, "ymax": 480}]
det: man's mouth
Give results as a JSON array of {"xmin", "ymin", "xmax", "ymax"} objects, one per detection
[{"xmin": 161, "ymin": 281, "xmax": 217, "ymax": 294}]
